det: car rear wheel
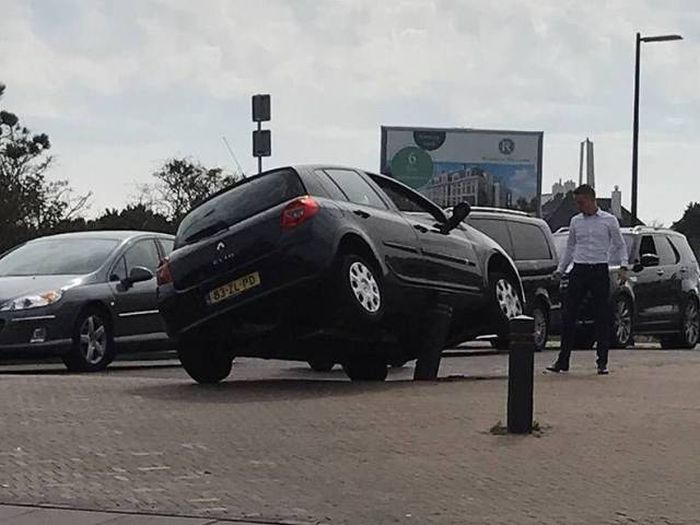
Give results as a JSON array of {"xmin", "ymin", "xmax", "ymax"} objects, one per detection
[
  {"xmin": 63, "ymin": 308, "xmax": 115, "ymax": 372},
  {"xmin": 611, "ymin": 295, "xmax": 634, "ymax": 348},
  {"xmin": 532, "ymin": 304, "xmax": 549, "ymax": 352},
  {"xmin": 338, "ymin": 254, "xmax": 384, "ymax": 323},
  {"xmin": 307, "ymin": 357, "xmax": 334, "ymax": 372},
  {"xmin": 342, "ymin": 356, "xmax": 388, "ymax": 381},
  {"xmin": 662, "ymin": 298, "xmax": 700, "ymax": 349},
  {"xmin": 177, "ymin": 330, "xmax": 233, "ymax": 384},
  {"xmin": 488, "ymin": 272, "xmax": 523, "ymax": 349}
]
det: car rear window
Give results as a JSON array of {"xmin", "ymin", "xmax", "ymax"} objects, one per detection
[
  {"xmin": 176, "ymin": 169, "xmax": 304, "ymax": 246},
  {"xmin": 508, "ymin": 222, "xmax": 552, "ymax": 261}
]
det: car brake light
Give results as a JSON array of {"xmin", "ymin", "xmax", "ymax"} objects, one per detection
[
  {"xmin": 156, "ymin": 257, "xmax": 173, "ymax": 286},
  {"xmin": 281, "ymin": 196, "xmax": 319, "ymax": 231}
]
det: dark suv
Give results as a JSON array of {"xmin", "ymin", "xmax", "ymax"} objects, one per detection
[
  {"xmin": 552, "ymin": 226, "xmax": 700, "ymax": 349},
  {"xmin": 465, "ymin": 207, "xmax": 561, "ymax": 351},
  {"xmin": 158, "ymin": 165, "xmax": 523, "ymax": 383}
]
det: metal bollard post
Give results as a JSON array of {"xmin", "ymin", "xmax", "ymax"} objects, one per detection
[
  {"xmin": 414, "ymin": 303, "xmax": 453, "ymax": 381},
  {"xmin": 507, "ymin": 315, "xmax": 535, "ymax": 434}
]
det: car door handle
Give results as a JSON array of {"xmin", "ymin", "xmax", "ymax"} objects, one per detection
[
  {"xmin": 353, "ymin": 209, "xmax": 370, "ymax": 219},
  {"xmin": 413, "ymin": 224, "xmax": 429, "ymax": 233}
]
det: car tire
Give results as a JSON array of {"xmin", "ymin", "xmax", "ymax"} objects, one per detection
[
  {"xmin": 177, "ymin": 330, "xmax": 233, "ymax": 384},
  {"xmin": 677, "ymin": 297, "xmax": 699, "ymax": 349},
  {"xmin": 611, "ymin": 295, "xmax": 634, "ymax": 348},
  {"xmin": 532, "ymin": 304, "xmax": 549, "ymax": 352},
  {"xmin": 62, "ymin": 307, "xmax": 115, "ymax": 372},
  {"xmin": 342, "ymin": 357, "xmax": 388, "ymax": 381},
  {"xmin": 338, "ymin": 253, "xmax": 384, "ymax": 324},
  {"xmin": 308, "ymin": 358, "xmax": 334, "ymax": 372},
  {"xmin": 489, "ymin": 272, "xmax": 523, "ymax": 344}
]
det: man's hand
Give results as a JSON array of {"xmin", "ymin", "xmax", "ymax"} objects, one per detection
[
  {"xmin": 552, "ymin": 270, "xmax": 563, "ymax": 281},
  {"xmin": 618, "ymin": 267, "xmax": 628, "ymax": 284}
]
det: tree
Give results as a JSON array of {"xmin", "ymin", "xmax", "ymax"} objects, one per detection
[
  {"xmin": 0, "ymin": 83, "xmax": 90, "ymax": 251},
  {"xmin": 672, "ymin": 202, "xmax": 700, "ymax": 257},
  {"xmin": 143, "ymin": 157, "xmax": 237, "ymax": 222},
  {"xmin": 89, "ymin": 204, "xmax": 174, "ymax": 234}
]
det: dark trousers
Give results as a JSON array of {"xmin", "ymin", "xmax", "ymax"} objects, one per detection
[{"xmin": 556, "ymin": 263, "xmax": 611, "ymax": 369}]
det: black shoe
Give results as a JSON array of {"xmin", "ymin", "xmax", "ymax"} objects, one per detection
[
  {"xmin": 546, "ymin": 363, "xmax": 569, "ymax": 373},
  {"xmin": 597, "ymin": 367, "xmax": 609, "ymax": 375}
]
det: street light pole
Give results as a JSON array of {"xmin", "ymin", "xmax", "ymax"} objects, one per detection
[
  {"xmin": 630, "ymin": 32, "xmax": 682, "ymax": 224},
  {"xmin": 631, "ymin": 32, "xmax": 641, "ymax": 223}
]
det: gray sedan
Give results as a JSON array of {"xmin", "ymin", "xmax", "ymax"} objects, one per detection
[{"xmin": 0, "ymin": 231, "xmax": 174, "ymax": 371}]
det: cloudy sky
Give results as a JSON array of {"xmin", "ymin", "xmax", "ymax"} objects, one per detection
[{"xmin": 1, "ymin": 0, "xmax": 697, "ymax": 225}]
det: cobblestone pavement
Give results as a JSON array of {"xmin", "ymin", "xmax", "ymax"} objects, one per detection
[{"xmin": 1, "ymin": 348, "xmax": 700, "ymax": 524}]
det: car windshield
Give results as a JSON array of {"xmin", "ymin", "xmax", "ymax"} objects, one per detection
[
  {"xmin": 0, "ymin": 238, "xmax": 119, "ymax": 276},
  {"xmin": 552, "ymin": 232, "xmax": 635, "ymax": 263}
]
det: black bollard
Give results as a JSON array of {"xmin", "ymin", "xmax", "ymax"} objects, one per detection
[
  {"xmin": 507, "ymin": 315, "xmax": 535, "ymax": 434},
  {"xmin": 414, "ymin": 303, "xmax": 453, "ymax": 381}
]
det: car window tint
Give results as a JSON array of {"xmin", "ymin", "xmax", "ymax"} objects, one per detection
[
  {"xmin": 508, "ymin": 222, "xmax": 551, "ymax": 260},
  {"xmin": 669, "ymin": 236, "xmax": 698, "ymax": 264},
  {"xmin": 370, "ymin": 175, "xmax": 445, "ymax": 222},
  {"xmin": 125, "ymin": 240, "xmax": 160, "ymax": 273},
  {"xmin": 640, "ymin": 235, "xmax": 657, "ymax": 256},
  {"xmin": 324, "ymin": 169, "xmax": 387, "ymax": 209},
  {"xmin": 666, "ymin": 237, "xmax": 681, "ymax": 264},
  {"xmin": 314, "ymin": 170, "xmax": 348, "ymax": 201},
  {"xmin": 655, "ymin": 235, "xmax": 676, "ymax": 266},
  {"xmin": 158, "ymin": 239, "xmax": 175, "ymax": 257},
  {"xmin": 0, "ymin": 238, "xmax": 118, "ymax": 276},
  {"xmin": 177, "ymin": 169, "xmax": 304, "ymax": 246},
  {"xmin": 468, "ymin": 218, "xmax": 514, "ymax": 256},
  {"xmin": 110, "ymin": 257, "xmax": 127, "ymax": 282}
]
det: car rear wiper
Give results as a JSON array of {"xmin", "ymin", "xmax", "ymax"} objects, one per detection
[{"xmin": 184, "ymin": 220, "xmax": 229, "ymax": 244}]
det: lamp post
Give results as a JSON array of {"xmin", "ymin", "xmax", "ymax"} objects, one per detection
[{"xmin": 631, "ymin": 32, "xmax": 682, "ymax": 223}]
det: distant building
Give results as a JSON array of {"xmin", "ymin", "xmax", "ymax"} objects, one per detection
[
  {"xmin": 422, "ymin": 166, "xmax": 510, "ymax": 208},
  {"xmin": 542, "ymin": 178, "xmax": 577, "ymax": 206}
]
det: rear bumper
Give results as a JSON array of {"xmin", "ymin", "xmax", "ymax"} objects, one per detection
[{"xmin": 159, "ymin": 240, "xmax": 335, "ymax": 338}]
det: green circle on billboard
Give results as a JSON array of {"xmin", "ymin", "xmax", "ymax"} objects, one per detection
[{"xmin": 390, "ymin": 147, "xmax": 433, "ymax": 189}]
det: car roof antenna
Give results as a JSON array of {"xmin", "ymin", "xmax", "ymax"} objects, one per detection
[{"xmin": 222, "ymin": 136, "xmax": 246, "ymax": 180}]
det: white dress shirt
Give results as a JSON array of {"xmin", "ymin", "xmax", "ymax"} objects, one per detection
[{"xmin": 557, "ymin": 209, "xmax": 628, "ymax": 273}]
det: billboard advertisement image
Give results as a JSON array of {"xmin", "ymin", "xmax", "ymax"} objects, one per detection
[{"xmin": 380, "ymin": 126, "xmax": 544, "ymax": 215}]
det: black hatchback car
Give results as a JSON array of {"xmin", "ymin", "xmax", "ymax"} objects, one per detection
[
  {"xmin": 553, "ymin": 226, "xmax": 700, "ymax": 349},
  {"xmin": 0, "ymin": 231, "xmax": 175, "ymax": 371},
  {"xmin": 465, "ymin": 207, "xmax": 561, "ymax": 351},
  {"xmin": 158, "ymin": 165, "xmax": 524, "ymax": 383}
]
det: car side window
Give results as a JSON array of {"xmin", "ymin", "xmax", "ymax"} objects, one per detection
[
  {"xmin": 669, "ymin": 236, "xmax": 698, "ymax": 265},
  {"xmin": 468, "ymin": 218, "xmax": 514, "ymax": 257},
  {"xmin": 323, "ymin": 169, "xmax": 388, "ymax": 209},
  {"xmin": 110, "ymin": 257, "xmax": 127, "ymax": 282},
  {"xmin": 314, "ymin": 170, "xmax": 348, "ymax": 201},
  {"xmin": 507, "ymin": 222, "xmax": 552, "ymax": 261},
  {"xmin": 158, "ymin": 239, "xmax": 175, "ymax": 257},
  {"xmin": 125, "ymin": 239, "xmax": 160, "ymax": 274},
  {"xmin": 665, "ymin": 237, "xmax": 681, "ymax": 264},
  {"xmin": 655, "ymin": 235, "xmax": 677, "ymax": 266},
  {"xmin": 369, "ymin": 175, "xmax": 445, "ymax": 223},
  {"xmin": 640, "ymin": 235, "xmax": 657, "ymax": 257}
]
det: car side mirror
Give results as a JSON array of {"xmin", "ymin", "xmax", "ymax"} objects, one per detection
[
  {"xmin": 441, "ymin": 202, "xmax": 471, "ymax": 233},
  {"xmin": 123, "ymin": 266, "xmax": 154, "ymax": 286},
  {"xmin": 640, "ymin": 253, "xmax": 660, "ymax": 268}
]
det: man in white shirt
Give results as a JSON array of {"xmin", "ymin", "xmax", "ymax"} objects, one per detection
[{"xmin": 547, "ymin": 184, "xmax": 628, "ymax": 375}]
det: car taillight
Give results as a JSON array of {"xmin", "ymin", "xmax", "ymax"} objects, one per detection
[
  {"xmin": 156, "ymin": 257, "xmax": 173, "ymax": 286},
  {"xmin": 281, "ymin": 196, "xmax": 319, "ymax": 231}
]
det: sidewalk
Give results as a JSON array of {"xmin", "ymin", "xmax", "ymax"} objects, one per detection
[{"xmin": 1, "ymin": 350, "xmax": 700, "ymax": 524}]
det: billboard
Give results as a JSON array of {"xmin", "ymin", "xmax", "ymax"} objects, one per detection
[{"xmin": 380, "ymin": 126, "xmax": 544, "ymax": 215}]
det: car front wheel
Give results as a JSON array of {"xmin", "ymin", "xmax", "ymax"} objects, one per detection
[
  {"xmin": 532, "ymin": 304, "xmax": 549, "ymax": 352},
  {"xmin": 63, "ymin": 308, "xmax": 115, "ymax": 372},
  {"xmin": 611, "ymin": 295, "xmax": 634, "ymax": 348}
]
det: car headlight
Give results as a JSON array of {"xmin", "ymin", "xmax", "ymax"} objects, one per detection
[{"xmin": 0, "ymin": 290, "xmax": 64, "ymax": 312}]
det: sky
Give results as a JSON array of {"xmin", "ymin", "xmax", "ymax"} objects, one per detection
[{"xmin": 0, "ymin": 0, "xmax": 698, "ymax": 225}]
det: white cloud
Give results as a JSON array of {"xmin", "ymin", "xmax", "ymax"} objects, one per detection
[{"xmin": 0, "ymin": 0, "xmax": 697, "ymax": 224}]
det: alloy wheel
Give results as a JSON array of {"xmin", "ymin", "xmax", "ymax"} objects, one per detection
[
  {"xmin": 79, "ymin": 315, "xmax": 107, "ymax": 365},
  {"xmin": 349, "ymin": 261, "xmax": 381, "ymax": 313},
  {"xmin": 684, "ymin": 301, "xmax": 699, "ymax": 346},
  {"xmin": 495, "ymin": 278, "xmax": 522, "ymax": 319},
  {"xmin": 533, "ymin": 307, "xmax": 548, "ymax": 349},
  {"xmin": 614, "ymin": 298, "xmax": 632, "ymax": 345}
]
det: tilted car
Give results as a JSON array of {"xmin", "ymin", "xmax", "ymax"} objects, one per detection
[
  {"xmin": 465, "ymin": 207, "xmax": 561, "ymax": 351},
  {"xmin": 157, "ymin": 165, "xmax": 524, "ymax": 383},
  {"xmin": 552, "ymin": 226, "xmax": 700, "ymax": 349},
  {"xmin": 0, "ymin": 231, "xmax": 175, "ymax": 371}
]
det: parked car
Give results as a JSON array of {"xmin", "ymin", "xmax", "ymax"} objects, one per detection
[
  {"xmin": 552, "ymin": 226, "xmax": 700, "ymax": 349},
  {"xmin": 157, "ymin": 165, "xmax": 524, "ymax": 383},
  {"xmin": 465, "ymin": 207, "xmax": 561, "ymax": 351},
  {"xmin": 0, "ymin": 231, "xmax": 175, "ymax": 371}
]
